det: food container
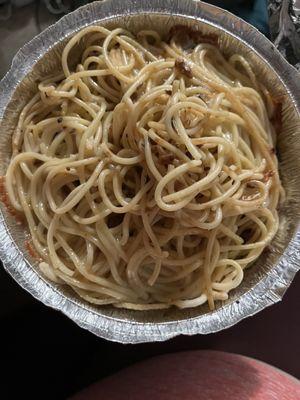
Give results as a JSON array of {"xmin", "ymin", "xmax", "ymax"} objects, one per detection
[{"xmin": 0, "ymin": 0, "xmax": 299, "ymax": 343}]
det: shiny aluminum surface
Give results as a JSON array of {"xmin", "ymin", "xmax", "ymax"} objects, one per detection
[{"xmin": 269, "ymin": 0, "xmax": 300, "ymax": 69}]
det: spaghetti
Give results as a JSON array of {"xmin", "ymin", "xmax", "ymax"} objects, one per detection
[{"xmin": 5, "ymin": 25, "xmax": 283, "ymax": 310}]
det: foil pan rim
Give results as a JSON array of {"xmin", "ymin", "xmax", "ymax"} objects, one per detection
[{"xmin": 0, "ymin": 0, "xmax": 300, "ymax": 343}]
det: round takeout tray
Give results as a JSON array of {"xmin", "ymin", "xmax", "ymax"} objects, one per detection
[{"xmin": 0, "ymin": 0, "xmax": 300, "ymax": 343}]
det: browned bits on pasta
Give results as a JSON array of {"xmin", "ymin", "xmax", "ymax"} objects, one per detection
[
  {"xmin": 160, "ymin": 153, "xmax": 175, "ymax": 164},
  {"xmin": 263, "ymin": 170, "xmax": 275, "ymax": 182},
  {"xmin": 175, "ymin": 58, "xmax": 193, "ymax": 78}
]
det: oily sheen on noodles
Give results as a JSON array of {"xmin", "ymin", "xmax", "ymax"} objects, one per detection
[{"xmin": 5, "ymin": 25, "xmax": 282, "ymax": 310}]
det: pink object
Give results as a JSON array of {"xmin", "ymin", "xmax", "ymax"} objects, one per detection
[{"xmin": 71, "ymin": 351, "xmax": 300, "ymax": 400}]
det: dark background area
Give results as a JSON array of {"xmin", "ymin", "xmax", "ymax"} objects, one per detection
[
  {"xmin": 1, "ymin": 1, "xmax": 299, "ymax": 399},
  {"xmin": 2, "ymin": 271, "xmax": 299, "ymax": 399}
]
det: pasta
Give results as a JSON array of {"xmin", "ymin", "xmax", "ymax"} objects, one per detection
[{"xmin": 4, "ymin": 25, "xmax": 283, "ymax": 310}]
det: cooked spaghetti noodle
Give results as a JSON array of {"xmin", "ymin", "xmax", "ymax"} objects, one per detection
[{"xmin": 5, "ymin": 25, "xmax": 283, "ymax": 310}]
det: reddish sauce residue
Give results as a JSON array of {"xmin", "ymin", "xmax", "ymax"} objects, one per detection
[
  {"xmin": 0, "ymin": 176, "xmax": 24, "ymax": 224},
  {"xmin": 263, "ymin": 245, "xmax": 272, "ymax": 254},
  {"xmin": 270, "ymin": 147, "xmax": 276, "ymax": 155},
  {"xmin": 168, "ymin": 25, "xmax": 219, "ymax": 46},
  {"xmin": 25, "ymin": 240, "xmax": 41, "ymax": 261},
  {"xmin": 0, "ymin": 177, "xmax": 41, "ymax": 261},
  {"xmin": 271, "ymin": 96, "xmax": 283, "ymax": 135}
]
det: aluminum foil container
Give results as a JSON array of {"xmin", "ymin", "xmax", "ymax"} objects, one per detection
[{"xmin": 0, "ymin": 0, "xmax": 300, "ymax": 343}]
